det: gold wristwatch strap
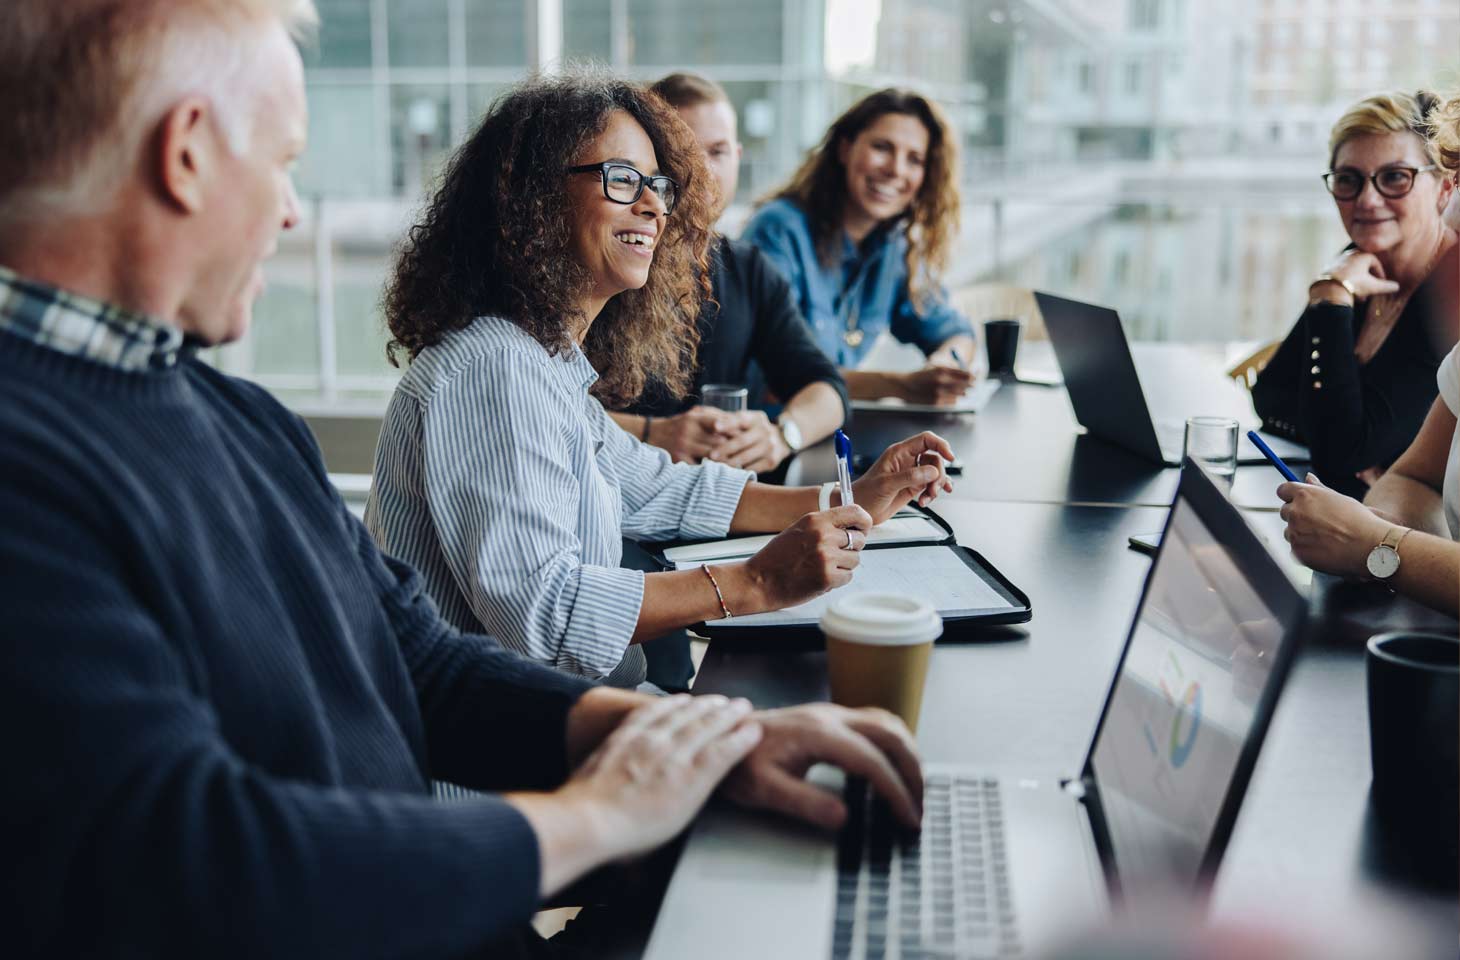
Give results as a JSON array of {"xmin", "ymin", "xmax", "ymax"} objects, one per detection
[
  {"xmin": 1311, "ymin": 274, "xmax": 1357, "ymax": 300},
  {"xmin": 1381, "ymin": 525, "xmax": 1411, "ymax": 552}
]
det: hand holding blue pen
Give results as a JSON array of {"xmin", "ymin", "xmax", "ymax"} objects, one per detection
[{"xmin": 1246, "ymin": 430, "xmax": 1301, "ymax": 483}]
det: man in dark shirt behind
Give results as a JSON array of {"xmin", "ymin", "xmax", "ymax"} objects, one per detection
[{"xmin": 608, "ymin": 72, "xmax": 849, "ymax": 476}]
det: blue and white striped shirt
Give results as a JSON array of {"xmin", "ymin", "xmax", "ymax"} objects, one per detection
[{"xmin": 365, "ymin": 316, "xmax": 752, "ymax": 679}]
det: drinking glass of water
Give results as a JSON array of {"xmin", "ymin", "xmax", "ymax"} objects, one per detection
[
  {"xmin": 1183, "ymin": 417, "xmax": 1239, "ymax": 492},
  {"xmin": 701, "ymin": 383, "xmax": 748, "ymax": 412}
]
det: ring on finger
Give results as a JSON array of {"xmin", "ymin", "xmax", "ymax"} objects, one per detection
[{"xmin": 844, "ymin": 528, "xmax": 855, "ymax": 551}]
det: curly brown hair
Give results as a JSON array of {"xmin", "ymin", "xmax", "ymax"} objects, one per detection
[
  {"xmin": 1429, "ymin": 92, "xmax": 1460, "ymax": 176},
  {"xmin": 383, "ymin": 70, "xmax": 715, "ymax": 407},
  {"xmin": 764, "ymin": 89, "xmax": 960, "ymax": 312}
]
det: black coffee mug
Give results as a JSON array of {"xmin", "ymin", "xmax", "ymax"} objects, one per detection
[
  {"xmin": 1366, "ymin": 631, "xmax": 1459, "ymax": 817},
  {"xmin": 983, "ymin": 318, "xmax": 1021, "ymax": 376}
]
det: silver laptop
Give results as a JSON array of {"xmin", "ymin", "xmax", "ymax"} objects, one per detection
[
  {"xmin": 645, "ymin": 461, "xmax": 1306, "ymax": 959},
  {"xmin": 1035, "ymin": 291, "xmax": 1309, "ymax": 467}
]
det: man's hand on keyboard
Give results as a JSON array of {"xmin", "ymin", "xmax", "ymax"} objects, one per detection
[{"xmin": 718, "ymin": 703, "xmax": 924, "ymax": 831}]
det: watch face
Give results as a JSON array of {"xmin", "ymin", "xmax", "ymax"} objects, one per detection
[{"xmin": 1366, "ymin": 544, "xmax": 1400, "ymax": 580}]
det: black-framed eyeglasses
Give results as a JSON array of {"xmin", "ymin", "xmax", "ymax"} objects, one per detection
[
  {"xmin": 566, "ymin": 161, "xmax": 679, "ymax": 215},
  {"xmin": 1322, "ymin": 165, "xmax": 1439, "ymax": 201}
]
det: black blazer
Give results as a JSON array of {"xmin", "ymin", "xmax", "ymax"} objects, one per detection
[
  {"xmin": 624, "ymin": 235, "xmax": 850, "ymax": 420},
  {"xmin": 1252, "ymin": 258, "xmax": 1457, "ymax": 499}
]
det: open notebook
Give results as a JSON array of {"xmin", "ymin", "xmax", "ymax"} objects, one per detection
[
  {"xmin": 849, "ymin": 378, "xmax": 1001, "ymax": 415},
  {"xmin": 662, "ymin": 512, "xmax": 948, "ymax": 569},
  {"xmin": 701, "ymin": 545, "xmax": 1019, "ymax": 629}
]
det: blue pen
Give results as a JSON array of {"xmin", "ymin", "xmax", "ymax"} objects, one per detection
[
  {"xmin": 834, "ymin": 430, "xmax": 855, "ymax": 506},
  {"xmin": 948, "ymin": 347, "xmax": 967, "ymax": 369},
  {"xmin": 1246, "ymin": 430, "xmax": 1300, "ymax": 483}
]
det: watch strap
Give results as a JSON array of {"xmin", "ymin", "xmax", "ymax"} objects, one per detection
[
  {"xmin": 778, "ymin": 417, "xmax": 802, "ymax": 452},
  {"xmin": 1381, "ymin": 525, "xmax": 1410, "ymax": 552},
  {"xmin": 1311, "ymin": 274, "xmax": 1357, "ymax": 300},
  {"xmin": 818, "ymin": 481, "xmax": 836, "ymax": 512}
]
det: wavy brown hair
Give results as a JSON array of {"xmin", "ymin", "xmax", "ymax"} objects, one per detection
[
  {"xmin": 383, "ymin": 71, "xmax": 714, "ymax": 407},
  {"xmin": 765, "ymin": 89, "xmax": 959, "ymax": 312}
]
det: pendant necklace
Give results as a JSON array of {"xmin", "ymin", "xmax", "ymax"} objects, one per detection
[{"xmin": 843, "ymin": 298, "xmax": 864, "ymax": 348}]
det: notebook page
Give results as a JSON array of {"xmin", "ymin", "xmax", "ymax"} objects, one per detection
[
  {"xmin": 665, "ymin": 515, "xmax": 947, "ymax": 568},
  {"xmin": 709, "ymin": 545, "xmax": 1012, "ymax": 626}
]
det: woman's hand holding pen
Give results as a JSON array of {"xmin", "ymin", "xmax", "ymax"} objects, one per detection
[
  {"xmin": 1276, "ymin": 474, "xmax": 1390, "ymax": 578},
  {"xmin": 849, "ymin": 431, "xmax": 956, "ymax": 523},
  {"xmin": 896, "ymin": 365, "xmax": 973, "ymax": 406},
  {"xmin": 727, "ymin": 505, "xmax": 872, "ymax": 611}
]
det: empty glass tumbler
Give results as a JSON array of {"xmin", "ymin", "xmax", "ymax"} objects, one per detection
[
  {"xmin": 701, "ymin": 384, "xmax": 748, "ymax": 412},
  {"xmin": 1183, "ymin": 417, "xmax": 1239, "ymax": 492}
]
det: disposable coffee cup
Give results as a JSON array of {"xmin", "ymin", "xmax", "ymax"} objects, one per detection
[
  {"xmin": 983, "ymin": 318, "xmax": 1022, "ymax": 377},
  {"xmin": 1366, "ymin": 631, "xmax": 1458, "ymax": 819},
  {"xmin": 821, "ymin": 594, "xmax": 942, "ymax": 732}
]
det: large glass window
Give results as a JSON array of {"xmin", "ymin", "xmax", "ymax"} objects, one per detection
[
  {"xmin": 296, "ymin": 84, "xmax": 386, "ymax": 197},
  {"xmin": 309, "ymin": 0, "xmax": 374, "ymax": 67},
  {"xmin": 240, "ymin": 0, "xmax": 1459, "ymax": 415},
  {"xmin": 390, "ymin": 84, "xmax": 453, "ymax": 195},
  {"xmin": 387, "ymin": 0, "xmax": 450, "ymax": 67},
  {"xmin": 465, "ymin": 0, "xmax": 531, "ymax": 66},
  {"xmin": 564, "ymin": 0, "xmax": 785, "ymax": 65}
]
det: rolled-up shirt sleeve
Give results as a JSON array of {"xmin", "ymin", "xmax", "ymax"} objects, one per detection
[
  {"xmin": 421, "ymin": 356, "xmax": 644, "ymax": 678},
  {"xmin": 891, "ymin": 276, "xmax": 974, "ymax": 356},
  {"xmin": 593, "ymin": 399, "xmax": 753, "ymax": 542}
]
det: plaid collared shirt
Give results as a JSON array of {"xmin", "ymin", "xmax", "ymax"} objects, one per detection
[{"xmin": 0, "ymin": 264, "xmax": 184, "ymax": 372}]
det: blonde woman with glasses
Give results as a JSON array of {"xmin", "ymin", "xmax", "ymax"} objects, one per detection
[
  {"xmin": 1253, "ymin": 90, "xmax": 1458, "ymax": 499},
  {"xmin": 1276, "ymin": 92, "xmax": 1460, "ymax": 616}
]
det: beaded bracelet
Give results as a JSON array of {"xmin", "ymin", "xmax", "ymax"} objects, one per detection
[{"xmin": 700, "ymin": 563, "xmax": 732, "ymax": 619}]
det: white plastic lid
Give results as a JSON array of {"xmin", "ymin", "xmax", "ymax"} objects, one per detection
[{"xmin": 819, "ymin": 593, "xmax": 943, "ymax": 646}]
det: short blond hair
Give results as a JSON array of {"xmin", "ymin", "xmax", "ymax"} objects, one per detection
[
  {"xmin": 0, "ymin": 0, "xmax": 318, "ymax": 225},
  {"xmin": 1328, "ymin": 90, "xmax": 1443, "ymax": 169},
  {"xmin": 1429, "ymin": 94, "xmax": 1460, "ymax": 176},
  {"xmin": 650, "ymin": 73, "xmax": 731, "ymax": 111}
]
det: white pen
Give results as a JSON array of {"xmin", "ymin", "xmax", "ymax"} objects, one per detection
[{"xmin": 834, "ymin": 429, "xmax": 854, "ymax": 506}]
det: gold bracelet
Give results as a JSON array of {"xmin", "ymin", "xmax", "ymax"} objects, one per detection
[
  {"xmin": 1311, "ymin": 274, "xmax": 1357, "ymax": 300},
  {"xmin": 700, "ymin": 563, "xmax": 732, "ymax": 619}
]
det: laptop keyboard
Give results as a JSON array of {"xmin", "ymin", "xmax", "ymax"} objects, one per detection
[{"xmin": 832, "ymin": 773, "xmax": 1020, "ymax": 959}]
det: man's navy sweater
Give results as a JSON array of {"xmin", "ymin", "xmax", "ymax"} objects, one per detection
[{"xmin": 0, "ymin": 330, "xmax": 593, "ymax": 957}]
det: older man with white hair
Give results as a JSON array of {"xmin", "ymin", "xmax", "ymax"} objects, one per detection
[{"xmin": 0, "ymin": 2, "xmax": 923, "ymax": 957}]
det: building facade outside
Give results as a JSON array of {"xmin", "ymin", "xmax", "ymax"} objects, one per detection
[{"xmin": 217, "ymin": 0, "xmax": 1459, "ymax": 407}]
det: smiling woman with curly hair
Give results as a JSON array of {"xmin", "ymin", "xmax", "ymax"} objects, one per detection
[
  {"xmin": 366, "ymin": 71, "xmax": 960, "ymax": 687},
  {"xmin": 382, "ymin": 72, "xmax": 713, "ymax": 406},
  {"xmin": 742, "ymin": 89, "xmax": 977, "ymax": 407}
]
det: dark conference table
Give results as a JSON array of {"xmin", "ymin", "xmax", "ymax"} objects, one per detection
[{"xmin": 626, "ymin": 344, "xmax": 1457, "ymax": 952}]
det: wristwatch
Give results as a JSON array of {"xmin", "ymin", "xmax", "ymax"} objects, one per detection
[
  {"xmin": 1310, "ymin": 273, "xmax": 1357, "ymax": 304},
  {"xmin": 778, "ymin": 417, "xmax": 803, "ymax": 453},
  {"xmin": 1364, "ymin": 525, "xmax": 1411, "ymax": 581}
]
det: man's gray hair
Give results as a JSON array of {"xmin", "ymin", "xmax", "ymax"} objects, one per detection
[{"xmin": 0, "ymin": 0, "xmax": 318, "ymax": 227}]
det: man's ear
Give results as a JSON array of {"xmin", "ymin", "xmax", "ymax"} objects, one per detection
[{"xmin": 156, "ymin": 96, "xmax": 214, "ymax": 214}]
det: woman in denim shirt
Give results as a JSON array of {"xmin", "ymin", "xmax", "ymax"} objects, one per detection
[{"xmin": 742, "ymin": 89, "xmax": 977, "ymax": 406}]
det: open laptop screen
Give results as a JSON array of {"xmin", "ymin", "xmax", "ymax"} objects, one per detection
[{"xmin": 1088, "ymin": 494, "xmax": 1286, "ymax": 899}]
